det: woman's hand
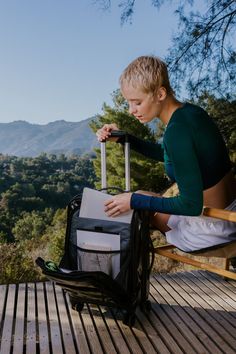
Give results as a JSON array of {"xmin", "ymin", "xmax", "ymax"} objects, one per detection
[
  {"xmin": 104, "ymin": 193, "xmax": 132, "ymax": 217},
  {"xmin": 96, "ymin": 123, "xmax": 119, "ymax": 142}
]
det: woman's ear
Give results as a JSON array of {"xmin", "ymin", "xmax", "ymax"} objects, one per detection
[{"xmin": 156, "ymin": 87, "xmax": 167, "ymax": 101}]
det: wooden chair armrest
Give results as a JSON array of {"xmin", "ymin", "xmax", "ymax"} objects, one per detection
[{"xmin": 203, "ymin": 207, "xmax": 236, "ymax": 222}]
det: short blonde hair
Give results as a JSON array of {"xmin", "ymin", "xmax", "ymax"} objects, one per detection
[{"xmin": 119, "ymin": 55, "xmax": 174, "ymax": 96}]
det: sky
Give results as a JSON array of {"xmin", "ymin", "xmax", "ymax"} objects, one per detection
[{"xmin": 0, "ymin": 0, "xmax": 183, "ymax": 125}]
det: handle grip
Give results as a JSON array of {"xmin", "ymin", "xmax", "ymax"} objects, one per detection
[
  {"xmin": 102, "ymin": 130, "xmax": 129, "ymax": 142},
  {"xmin": 110, "ymin": 130, "xmax": 127, "ymax": 139}
]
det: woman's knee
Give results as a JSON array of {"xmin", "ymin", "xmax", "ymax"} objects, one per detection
[{"xmin": 150, "ymin": 212, "xmax": 171, "ymax": 233}]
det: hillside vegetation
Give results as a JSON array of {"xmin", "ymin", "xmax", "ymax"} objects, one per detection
[{"xmin": 0, "ymin": 153, "xmax": 97, "ymax": 283}]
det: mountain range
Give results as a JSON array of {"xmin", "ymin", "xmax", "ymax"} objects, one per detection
[{"xmin": 0, "ymin": 117, "xmax": 99, "ymax": 157}]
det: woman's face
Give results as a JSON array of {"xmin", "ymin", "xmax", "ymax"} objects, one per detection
[{"xmin": 121, "ymin": 85, "xmax": 161, "ymax": 123}]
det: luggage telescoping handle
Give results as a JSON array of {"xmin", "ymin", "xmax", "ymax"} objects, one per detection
[{"xmin": 101, "ymin": 130, "xmax": 130, "ymax": 192}]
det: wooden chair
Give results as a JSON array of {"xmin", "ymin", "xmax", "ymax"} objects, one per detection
[{"xmin": 154, "ymin": 207, "xmax": 236, "ymax": 280}]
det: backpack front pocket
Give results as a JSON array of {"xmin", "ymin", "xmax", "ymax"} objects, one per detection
[{"xmin": 76, "ymin": 229, "xmax": 121, "ymax": 278}]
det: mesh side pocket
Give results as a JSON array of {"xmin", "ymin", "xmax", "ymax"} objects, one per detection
[
  {"xmin": 76, "ymin": 230, "xmax": 121, "ymax": 278},
  {"xmin": 78, "ymin": 244, "xmax": 113, "ymax": 276}
]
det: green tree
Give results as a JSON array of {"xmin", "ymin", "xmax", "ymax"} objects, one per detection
[
  {"xmin": 12, "ymin": 209, "xmax": 53, "ymax": 242},
  {"xmin": 0, "ymin": 231, "xmax": 8, "ymax": 244},
  {"xmin": 0, "ymin": 209, "xmax": 16, "ymax": 241},
  {"xmin": 0, "ymin": 153, "xmax": 98, "ymax": 282},
  {"xmin": 0, "ymin": 243, "xmax": 43, "ymax": 284},
  {"xmin": 1, "ymin": 182, "xmax": 45, "ymax": 214},
  {"xmin": 0, "ymin": 153, "xmax": 96, "ymax": 242},
  {"xmin": 195, "ymin": 93, "xmax": 236, "ymax": 163},
  {"xmin": 95, "ymin": 0, "xmax": 236, "ymax": 98},
  {"xmin": 90, "ymin": 90, "xmax": 169, "ymax": 192},
  {"xmin": 43, "ymin": 208, "xmax": 67, "ymax": 263}
]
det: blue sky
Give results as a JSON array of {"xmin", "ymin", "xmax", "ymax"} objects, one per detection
[{"xmin": 0, "ymin": 1, "xmax": 184, "ymax": 124}]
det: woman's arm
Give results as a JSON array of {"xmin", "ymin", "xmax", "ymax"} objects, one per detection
[
  {"xmin": 130, "ymin": 123, "xmax": 203, "ymax": 216},
  {"xmin": 121, "ymin": 134, "xmax": 164, "ymax": 162},
  {"xmin": 96, "ymin": 124, "xmax": 164, "ymax": 162}
]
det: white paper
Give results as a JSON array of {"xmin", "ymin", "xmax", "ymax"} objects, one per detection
[
  {"xmin": 77, "ymin": 230, "xmax": 120, "ymax": 278},
  {"xmin": 79, "ymin": 187, "xmax": 133, "ymax": 224}
]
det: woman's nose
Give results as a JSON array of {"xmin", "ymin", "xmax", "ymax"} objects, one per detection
[{"xmin": 129, "ymin": 104, "xmax": 137, "ymax": 115}]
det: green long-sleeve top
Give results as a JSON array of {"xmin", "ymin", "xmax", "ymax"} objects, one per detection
[{"xmin": 126, "ymin": 103, "xmax": 231, "ymax": 216}]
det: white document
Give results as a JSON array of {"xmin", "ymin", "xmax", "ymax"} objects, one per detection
[
  {"xmin": 79, "ymin": 187, "xmax": 133, "ymax": 224},
  {"xmin": 77, "ymin": 230, "xmax": 120, "ymax": 278}
]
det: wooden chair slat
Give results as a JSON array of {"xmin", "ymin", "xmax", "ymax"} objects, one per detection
[{"xmin": 203, "ymin": 207, "xmax": 236, "ymax": 222}]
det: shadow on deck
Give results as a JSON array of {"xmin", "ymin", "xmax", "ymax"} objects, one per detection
[{"xmin": 0, "ymin": 270, "xmax": 236, "ymax": 354}]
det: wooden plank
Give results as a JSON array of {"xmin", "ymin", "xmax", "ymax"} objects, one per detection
[
  {"xmin": 135, "ymin": 309, "xmax": 171, "ymax": 354},
  {"xmin": 0, "ymin": 284, "xmax": 7, "ymax": 343},
  {"xmin": 164, "ymin": 271, "xmax": 236, "ymax": 329},
  {"xmin": 87, "ymin": 304, "xmax": 119, "ymax": 354},
  {"xmin": 54, "ymin": 286, "xmax": 78, "ymax": 354},
  {"xmin": 228, "ymin": 278, "xmax": 236, "ymax": 290},
  {"xmin": 65, "ymin": 295, "xmax": 91, "ymax": 353},
  {"xmin": 108, "ymin": 309, "xmax": 143, "ymax": 354},
  {"xmin": 26, "ymin": 283, "xmax": 37, "ymax": 354},
  {"xmin": 1, "ymin": 273, "xmax": 236, "ymax": 354},
  {"xmin": 171, "ymin": 272, "xmax": 236, "ymax": 353},
  {"xmin": 45, "ymin": 282, "xmax": 64, "ymax": 354},
  {"xmin": 178, "ymin": 272, "xmax": 236, "ymax": 334},
  {"xmin": 189, "ymin": 271, "xmax": 236, "ymax": 323},
  {"xmin": 151, "ymin": 276, "xmax": 209, "ymax": 354},
  {"xmin": 145, "ymin": 297, "xmax": 184, "ymax": 354},
  {"xmin": 79, "ymin": 304, "xmax": 105, "ymax": 354},
  {"xmin": 98, "ymin": 306, "xmax": 133, "ymax": 354},
  {"xmin": 199, "ymin": 271, "xmax": 236, "ymax": 299},
  {"xmin": 98, "ymin": 306, "xmax": 158, "ymax": 354},
  {"xmin": 12, "ymin": 283, "xmax": 26, "ymax": 354},
  {"xmin": 129, "ymin": 316, "xmax": 162, "ymax": 354},
  {"xmin": 36, "ymin": 282, "xmax": 50, "ymax": 354},
  {"xmin": 0, "ymin": 284, "xmax": 16, "ymax": 354},
  {"xmin": 153, "ymin": 274, "xmax": 225, "ymax": 354},
  {"xmin": 197, "ymin": 271, "xmax": 236, "ymax": 310}
]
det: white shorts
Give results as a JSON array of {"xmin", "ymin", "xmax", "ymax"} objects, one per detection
[{"xmin": 166, "ymin": 199, "xmax": 236, "ymax": 252}]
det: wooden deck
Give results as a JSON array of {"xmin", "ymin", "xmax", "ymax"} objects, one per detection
[{"xmin": 0, "ymin": 270, "xmax": 236, "ymax": 354}]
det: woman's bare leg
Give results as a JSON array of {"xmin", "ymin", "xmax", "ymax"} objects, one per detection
[
  {"xmin": 134, "ymin": 190, "xmax": 172, "ymax": 234},
  {"xmin": 150, "ymin": 212, "xmax": 171, "ymax": 234}
]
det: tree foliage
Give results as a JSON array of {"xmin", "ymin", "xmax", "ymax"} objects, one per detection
[
  {"xmin": 43, "ymin": 208, "xmax": 67, "ymax": 264},
  {"xmin": 194, "ymin": 92, "xmax": 236, "ymax": 163},
  {"xmin": 13, "ymin": 209, "xmax": 54, "ymax": 242},
  {"xmin": 0, "ymin": 154, "xmax": 97, "ymax": 284},
  {"xmin": 167, "ymin": 0, "xmax": 236, "ymax": 98},
  {"xmin": 0, "ymin": 154, "xmax": 96, "ymax": 241},
  {"xmin": 0, "ymin": 243, "xmax": 42, "ymax": 284},
  {"xmin": 95, "ymin": 0, "xmax": 236, "ymax": 98}
]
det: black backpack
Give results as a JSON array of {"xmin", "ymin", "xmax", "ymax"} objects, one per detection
[
  {"xmin": 36, "ymin": 132, "xmax": 154, "ymax": 326},
  {"xmin": 36, "ymin": 189, "xmax": 154, "ymax": 326}
]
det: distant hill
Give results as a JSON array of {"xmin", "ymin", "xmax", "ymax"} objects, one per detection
[
  {"xmin": 0, "ymin": 117, "xmax": 159, "ymax": 157},
  {"xmin": 0, "ymin": 118, "xmax": 99, "ymax": 157}
]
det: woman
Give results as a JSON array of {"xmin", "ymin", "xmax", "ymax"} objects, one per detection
[{"xmin": 96, "ymin": 55, "xmax": 236, "ymax": 251}]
